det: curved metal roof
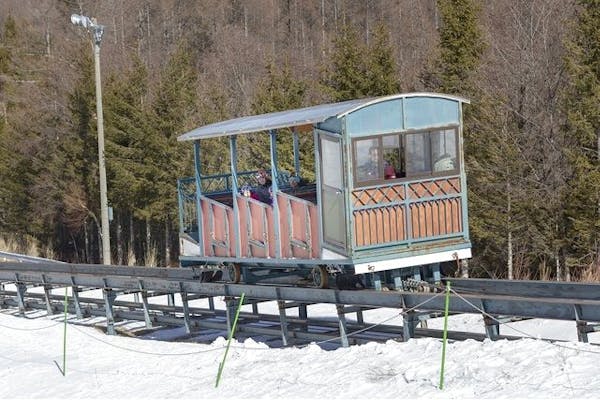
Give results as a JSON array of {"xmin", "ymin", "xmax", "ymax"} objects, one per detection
[{"xmin": 177, "ymin": 92, "xmax": 469, "ymax": 141}]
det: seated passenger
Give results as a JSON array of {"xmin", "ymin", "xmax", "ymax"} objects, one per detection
[
  {"xmin": 251, "ymin": 169, "xmax": 272, "ymax": 205},
  {"xmin": 433, "ymin": 154, "xmax": 455, "ymax": 172},
  {"xmin": 384, "ymin": 161, "xmax": 396, "ymax": 179},
  {"xmin": 288, "ymin": 172, "xmax": 306, "ymax": 190}
]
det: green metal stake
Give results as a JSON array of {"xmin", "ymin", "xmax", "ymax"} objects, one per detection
[
  {"xmin": 439, "ymin": 281, "xmax": 451, "ymax": 390},
  {"xmin": 62, "ymin": 286, "xmax": 67, "ymax": 376},
  {"xmin": 215, "ymin": 293, "xmax": 245, "ymax": 388},
  {"xmin": 54, "ymin": 286, "xmax": 68, "ymax": 376}
]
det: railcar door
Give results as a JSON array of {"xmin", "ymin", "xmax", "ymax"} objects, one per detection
[{"xmin": 318, "ymin": 133, "xmax": 347, "ymax": 251}]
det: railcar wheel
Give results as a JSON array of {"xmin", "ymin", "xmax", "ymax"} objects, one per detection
[
  {"xmin": 225, "ymin": 263, "xmax": 241, "ymax": 283},
  {"xmin": 310, "ymin": 266, "xmax": 328, "ymax": 289}
]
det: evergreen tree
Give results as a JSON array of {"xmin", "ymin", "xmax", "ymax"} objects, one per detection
[
  {"xmin": 562, "ymin": 0, "xmax": 600, "ymax": 270},
  {"xmin": 422, "ymin": 0, "xmax": 485, "ymax": 95},
  {"xmin": 246, "ymin": 60, "xmax": 309, "ymax": 178},
  {"xmin": 148, "ymin": 41, "xmax": 199, "ymax": 264},
  {"xmin": 320, "ymin": 24, "xmax": 369, "ymax": 101},
  {"xmin": 366, "ymin": 23, "xmax": 401, "ymax": 96},
  {"xmin": 320, "ymin": 23, "xmax": 400, "ymax": 102}
]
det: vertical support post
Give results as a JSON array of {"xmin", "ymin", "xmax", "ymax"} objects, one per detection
[
  {"xmin": 277, "ymin": 300, "xmax": 290, "ymax": 346},
  {"xmin": 574, "ymin": 305, "xmax": 589, "ymax": 343},
  {"xmin": 336, "ymin": 304, "xmax": 349, "ymax": 348},
  {"xmin": 180, "ymin": 283, "xmax": 191, "ymax": 334},
  {"xmin": 431, "ymin": 263, "xmax": 441, "ymax": 284},
  {"xmin": 391, "ymin": 270, "xmax": 403, "ymax": 290},
  {"xmin": 194, "ymin": 140, "xmax": 205, "ymax": 256},
  {"xmin": 356, "ymin": 309, "xmax": 364, "ymax": 324},
  {"xmin": 103, "ymin": 288, "xmax": 116, "ymax": 335},
  {"xmin": 269, "ymin": 129, "xmax": 282, "ymax": 259},
  {"xmin": 412, "ymin": 266, "xmax": 422, "ymax": 281},
  {"xmin": 41, "ymin": 275, "xmax": 54, "ymax": 315},
  {"xmin": 229, "ymin": 136, "xmax": 242, "ymax": 258},
  {"xmin": 167, "ymin": 293, "xmax": 175, "ymax": 310},
  {"xmin": 224, "ymin": 296, "xmax": 236, "ymax": 335},
  {"xmin": 482, "ymin": 301, "xmax": 499, "ymax": 340},
  {"xmin": 292, "ymin": 128, "xmax": 300, "ymax": 177},
  {"xmin": 15, "ymin": 281, "xmax": 27, "ymax": 316},
  {"xmin": 299, "ymin": 304, "xmax": 308, "ymax": 320},
  {"xmin": 403, "ymin": 311, "xmax": 418, "ymax": 341},
  {"xmin": 252, "ymin": 302, "xmax": 259, "ymax": 314},
  {"xmin": 208, "ymin": 296, "xmax": 215, "ymax": 311},
  {"xmin": 138, "ymin": 281, "xmax": 152, "ymax": 328},
  {"xmin": 372, "ymin": 273, "xmax": 382, "ymax": 291},
  {"xmin": 71, "ymin": 286, "xmax": 83, "ymax": 319}
]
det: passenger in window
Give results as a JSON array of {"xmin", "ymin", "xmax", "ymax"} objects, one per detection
[
  {"xmin": 384, "ymin": 161, "xmax": 396, "ymax": 179},
  {"xmin": 433, "ymin": 153, "xmax": 455, "ymax": 172},
  {"xmin": 358, "ymin": 146, "xmax": 381, "ymax": 181},
  {"xmin": 251, "ymin": 169, "xmax": 273, "ymax": 204},
  {"xmin": 288, "ymin": 172, "xmax": 306, "ymax": 190}
]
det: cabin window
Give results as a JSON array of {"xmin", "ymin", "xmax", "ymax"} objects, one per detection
[
  {"xmin": 405, "ymin": 128, "xmax": 458, "ymax": 177},
  {"xmin": 355, "ymin": 138, "xmax": 381, "ymax": 183},
  {"xmin": 352, "ymin": 127, "xmax": 459, "ymax": 186}
]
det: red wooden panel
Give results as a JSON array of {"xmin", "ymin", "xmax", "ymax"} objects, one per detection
[
  {"xmin": 276, "ymin": 194, "xmax": 291, "ymax": 258},
  {"xmin": 236, "ymin": 195, "xmax": 249, "ymax": 257}
]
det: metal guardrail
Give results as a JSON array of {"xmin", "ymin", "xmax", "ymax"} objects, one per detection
[{"xmin": 2, "ymin": 258, "xmax": 600, "ymax": 343}]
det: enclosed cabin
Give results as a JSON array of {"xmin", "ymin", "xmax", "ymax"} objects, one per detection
[{"xmin": 177, "ymin": 93, "xmax": 471, "ymax": 289}]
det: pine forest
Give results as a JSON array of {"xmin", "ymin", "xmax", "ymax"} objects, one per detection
[{"xmin": 0, "ymin": 0, "xmax": 598, "ymax": 281}]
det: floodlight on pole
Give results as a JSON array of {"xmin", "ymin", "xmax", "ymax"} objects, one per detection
[{"xmin": 71, "ymin": 13, "xmax": 111, "ymax": 265}]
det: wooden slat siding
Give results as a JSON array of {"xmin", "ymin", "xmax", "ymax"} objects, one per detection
[
  {"xmin": 354, "ymin": 211, "xmax": 364, "ymax": 247},
  {"xmin": 432, "ymin": 201, "xmax": 440, "ymax": 237},
  {"xmin": 369, "ymin": 209, "xmax": 378, "ymax": 245},
  {"xmin": 276, "ymin": 194, "xmax": 291, "ymax": 258},
  {"xmin": 452, "ymin": 198, "xmax": 462, "ymax": 232},
  {"xmin": 376, "ymin": 208, "xmax": 385, "ymax": 243},
  {"xmin": 266, "ymin": 206, "xmax": 275, "ymax": 258}
]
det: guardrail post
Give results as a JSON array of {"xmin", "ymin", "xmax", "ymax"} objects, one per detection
[
  {"xmin": 574, "ymin": 305, "xmax": 589, "ymax": 343},
  {"xmin": 15, "ymin": 282, "xmax": 27, "ymax": 316},
  {"xmin": 41, "ymin": 274, "xmax": 54, "ymax": 315},
  {"xmin": 70, "ymin": 277, "xmax": 83, "ymax": 319},
  {"xmin": 403, "ymin": 311, "xmax": 418, "ymax": 341},
  {"xmin": 481, "ymin": 299, "xmax": 499, "ymax": 340},
  {"xmin": 180, "ymin": 283, "xmax": 191, "ymax": 334},
  {"xmin": 277, "ymin": 300, "xmax": 290, "ymax": 346},
  {"xmin": 224, "ymin": 296, "xmax": 236, "ymax": 335},
  {"xmin": 103, "ymin": 288, "xmax": 116, "ymax": 335},
  {"xmin": 138, "ymin": 281, "xmax": 152, "ymax": 328},
  {"xmin": 336, "ymin": 304, "xmax": 350, "ymax": 347}
]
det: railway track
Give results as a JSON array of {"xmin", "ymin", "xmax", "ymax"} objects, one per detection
[{"xmin": 1, "ymin": 251, "xmax": 600, "ymax": 347}]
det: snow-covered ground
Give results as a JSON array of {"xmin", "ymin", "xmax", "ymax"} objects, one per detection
[{"xmin": 1, "ymin": 289, "xmax": 600, "ymax": 399}]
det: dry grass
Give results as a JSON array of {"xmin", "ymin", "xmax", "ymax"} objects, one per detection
[
  {"xmin": 0, "ymin": 234, "xmax": 40, "ymax": 257},
  {"xmin": 574, "ymin": 263, "xmax": 600, "ymax": 283}
]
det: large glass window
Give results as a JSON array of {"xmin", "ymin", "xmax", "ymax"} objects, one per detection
[
  {"xmin": 355, "ymin": 138, "xmax": 381, "ymax": 183},
  {"xmin": 405, "ymin": 132, "xmax": 431, "ymax": 175},
  {"xmin": 431, "ymin": 129, "xmax": 457, "ymax": 172},
  {"xmin": 352, "ymin": 127, "xmax": 458, "ymax": 186}
]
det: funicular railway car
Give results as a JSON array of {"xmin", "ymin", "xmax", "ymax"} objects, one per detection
[{"xmin": 177, "ymin": 93, "xmax": 471, "ymax": 289}]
